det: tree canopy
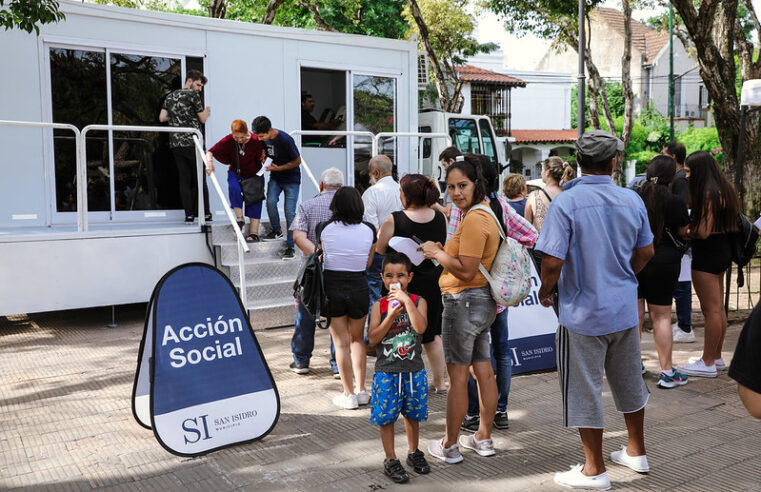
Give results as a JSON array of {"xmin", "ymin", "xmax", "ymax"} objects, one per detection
[{"xmin": 0, "ymin": 0, "xmax": 64, "ymax": 34}]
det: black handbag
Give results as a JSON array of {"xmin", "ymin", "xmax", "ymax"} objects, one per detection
[
  {"xmin": 664, "ymin": 227, "xmax": 690, "ymax": 255},
  {"xmin": 235, "ymin": 141, "xmax": 265, "ymax": 204},
  {"xmin": 293, "ymin": 247, "xmax": 330, "ymax": 329}
]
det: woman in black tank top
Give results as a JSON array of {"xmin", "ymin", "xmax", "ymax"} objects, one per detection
[{"xmin": 376, "ymin": 174, "xmax": 448, "ymax": 393}]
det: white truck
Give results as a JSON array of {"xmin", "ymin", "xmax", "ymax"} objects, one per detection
[{"xmin": 418, "ymin": 109, "xmax": 507, "ymax": 185}]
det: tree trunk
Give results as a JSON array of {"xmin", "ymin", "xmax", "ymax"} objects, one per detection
[
  {"xmin": 587, "ymin": 79, "xmax": 601, "ymax": 129},
  {"xmin": 262, "ymin": 0, "xmax": 286, "ymax": 24},
  {"xmin": 299, "ymin": 1, "xmax": 337, "ymax": 31},
  {"xmin": 670, "ymin": 0, "xmax": 761, "ymax": 213},
  {"xmin": 208, "ymin": 0, "xmax": 226, "ymax": 18},
  {"xmin": 406, "ymin": 0, "xmax": 454, "ymax": 111},
  {"xmin": 618, "ymin": 0, "xmax": 635, "ymax": 185}
]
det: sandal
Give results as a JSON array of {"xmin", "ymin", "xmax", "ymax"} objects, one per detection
[{"xmin": 246, "ymin": 233, "xmax": 260, "ymax": 243}]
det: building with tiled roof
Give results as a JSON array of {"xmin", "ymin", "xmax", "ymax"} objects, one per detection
[{"xmin": 535, "ymin": 7, "xmax": 705, "ymax": 120}]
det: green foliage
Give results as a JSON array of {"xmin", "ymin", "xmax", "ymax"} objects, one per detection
[
  {"xmin": 0, "ymin": 0, "xmax": 64, "ymax": 33},
  {"xmin": 571, "ymin": 82, "xmax": 625, "ymax": 128},
  {"xmin": 488, "ymin": 0, "xmax": 606, "ymax": 42},
  {"xmin": 677, "ymin": 127, "xmax": 723, "ymax": 164},
  {"xmin": 403, "ymin": 0, "xmax": 496, "ymax": 67}
]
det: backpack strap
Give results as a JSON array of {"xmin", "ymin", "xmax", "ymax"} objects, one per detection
[{"xmin": 467, "ymin": 204, "xmax": 506, "ymax": 283}]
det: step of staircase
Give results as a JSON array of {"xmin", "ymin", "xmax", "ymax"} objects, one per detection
[{"xmin": 210, "ymin": 221, "xmax": 299, "ymax": 330}]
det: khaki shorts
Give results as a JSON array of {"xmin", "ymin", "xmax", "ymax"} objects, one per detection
[
  {"xmin": 556, "ymin": 325, "xmax": 650, "ymax": 428},
  {"xmin": 441, "ymin": 287, "xmax": 497, "ymax": 366}
]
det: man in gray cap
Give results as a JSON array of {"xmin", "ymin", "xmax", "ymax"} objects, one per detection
[{"xmin": 535, "ymin": 130, "xmax": 655, "ymax": 490}]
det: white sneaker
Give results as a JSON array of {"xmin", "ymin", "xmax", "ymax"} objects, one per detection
[
  {"xmin": 610, "ymin": 445, "xmax": 649, "ymax": 473},
  {"xmin": 677, "ymin": 359, "xmax": 717, "ymax": 378},
  {"xmin": 332, "ymin": 393, "xmax": 358, "ymax": 410},
  {"xmin": 554, "ymin": 464, "xmax": 611, "ymax": 490},
  {"xmin": 356, "ymin": 390, "xmax": 370, "ymax": 405},
  {"xmin": 688, "ymin": 356, "xmax": 726, "ymax": 370},
  {"xmin": 672, "ymin": 324, "xmax": 696, "ymax": 343}
]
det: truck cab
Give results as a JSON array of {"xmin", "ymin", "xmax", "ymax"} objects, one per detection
[{"xmin": 418, "ymin": 109, "xmax": 505, "ymax": 184}]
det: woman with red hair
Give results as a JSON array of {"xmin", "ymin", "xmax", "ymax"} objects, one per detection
[{"xmin": 205, "ymin": 119, "xmax": 265, "ymax": 241}]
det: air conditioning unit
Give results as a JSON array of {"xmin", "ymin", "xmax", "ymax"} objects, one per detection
[{"xmin": 417, "ymin": 52, "xmax": 429, "ymax": 87}]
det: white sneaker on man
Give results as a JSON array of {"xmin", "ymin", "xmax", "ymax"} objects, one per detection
[
  {"xmin": 688, "ymin": 355, "xmax": 726, "ymax": 370},
  {"xmin": 356, "ymin": 390, "xmax": 370, "ymax": 405},
  {"xmin": 677, "ymin": 358, "xmax": 717, "ymax": 378},
  {"xmin": 672, "ymin": 323, "xmax": 695, "ymax": 343},
  {"xmin": 554, "ymin": 464, "xmax": 611, "ymax": 490},
  {"xmin": 610, "ymin": 445, "xmax": 649, "ymax": 473}
]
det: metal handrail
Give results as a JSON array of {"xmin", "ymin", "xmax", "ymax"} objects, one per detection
[
  {"xmin": 193, "ymin": 136, "xmax": 250, "ymax": 311},
  {"xmin": 372, "ymin": 131, "xmax": 451, "ymax": 175},
  {"xmin": 80, "ymin": 124, "xmax": 205, "ymax": 232},
  {"xmin": 0, "ymin": 120, "xmax": 83, "ymax": 231},
  {"xmin": 290, "ymin": 130, "xmax": 375, "ymax": 188}
]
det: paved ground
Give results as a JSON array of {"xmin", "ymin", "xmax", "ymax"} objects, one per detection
[{"xmin": 1, "ymin": 305, "xmax": 760, "ymax": 491}]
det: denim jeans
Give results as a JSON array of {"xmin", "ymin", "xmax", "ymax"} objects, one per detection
[
  {"xmin": 266, "ymin": 180, "xmax": 299, "ymax": 248},
  {"xmin": 673, "ymin": 281, "xmax": 692, "ymax": 332},
  {"xmin": 467, "ymin": 308, "xmax": 512, "ymax": 415},
  {"xmin": 291, "ymin": 299, "xmax": 337, "ymax": 372},
  {"xmin": 366, "ymin": 253, "xmax": 384, "ymax": 316}
]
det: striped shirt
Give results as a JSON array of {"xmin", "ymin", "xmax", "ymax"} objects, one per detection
[
  {"xmin": 447, "ymin": 196, "xmax": 538, "ymax": 248},
  {"xmin": 290, "ymin": 189, "xmax": 337, "ymax": 246}
]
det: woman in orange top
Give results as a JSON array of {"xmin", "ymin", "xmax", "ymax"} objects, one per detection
[{"xmin": 420, "ymin": 157, "xmax": 500, "ymax": 463}]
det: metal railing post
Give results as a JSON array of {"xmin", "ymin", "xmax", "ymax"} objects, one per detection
[
  {"xmin": 372, "ymin": 132, "xmax": 451, "ymax": 174},
  {"xmin": 290, "ymin": 130, "xmax": 375, "ymax": 189}
]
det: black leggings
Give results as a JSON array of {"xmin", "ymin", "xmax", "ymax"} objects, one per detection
[{"xmin": 172, "ymin": 147, "xmax": 210, "ymax": 217}]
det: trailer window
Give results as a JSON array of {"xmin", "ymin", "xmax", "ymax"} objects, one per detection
[
  {"xmin": 354, "ymin": 75, "xmax": 396, "ymax": 192},
  {"xmin": 300, "ymin": 68, "xmax": 346, "ymax": 148},
  {"xmin": 448, "ymin": 118, "xmax": 480, "ymax": 154}
]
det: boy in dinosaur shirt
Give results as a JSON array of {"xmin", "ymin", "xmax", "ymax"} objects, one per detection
[{"xmin": 368, "ymin": 252, "xmax": 430, "ymax": 484}]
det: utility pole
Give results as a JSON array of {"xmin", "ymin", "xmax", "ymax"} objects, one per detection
[
  {"xmin": 577, "ymin": 0, "xmax": 586, "ymax": 139},
  {"xmin": 668, "ymin": 2, "xmax": 675, "ymax": 141}
]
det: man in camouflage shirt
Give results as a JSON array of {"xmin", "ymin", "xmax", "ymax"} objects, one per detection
[{"xmin": 159, "ymin": 69, "xmax": 211, "ymax": 222}]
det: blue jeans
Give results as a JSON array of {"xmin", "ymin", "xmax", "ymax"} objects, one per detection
[
  {"xmin": 467, "ymin": 308, "xmax": 511, "ymax": 415},
  {"xmin": 674, "ymin": 281, "xmax": 692, "ymax": 332},
  {"xmin": 291, "ymin": 299, "xmax": 337, "ymax": 372},
  {"xmin": 366, "ymin": 253, "xmax": 384, "ymax": 317},
  {"xmin": 266, "ymin": 180, "xmax": 299, "ymax": 248}
]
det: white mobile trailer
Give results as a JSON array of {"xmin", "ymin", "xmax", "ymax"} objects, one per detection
[{"xmin": 0, "ymin": 1, "xmax": 418, "ymax": 316}]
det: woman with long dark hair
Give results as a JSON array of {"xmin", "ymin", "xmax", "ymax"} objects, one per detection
[
  {"xmin": 319, "ymin": 186, "xmax": 376, "ymax": 408},
  {"xmin": 420, "ymin": 158, "xmax": 500, "ymax": 463},
  {"xmin": 376, "ymin": 174, "xmax": 448, "ymax": 393},
  {"xmin": 677, "ymin": 151, "xmax": 740, "ymax": 378},
  {"xmin": 635, "ymin": 156, "xmax": 690, "ymax": 388}
]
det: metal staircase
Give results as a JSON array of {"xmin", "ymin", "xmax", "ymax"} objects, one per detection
[{"xmin": 210, "ymin": 221, "xmax": 301, "ymax": 330}]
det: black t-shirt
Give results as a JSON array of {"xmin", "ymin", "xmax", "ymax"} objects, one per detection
[
  {"xmin": 652, "ymin": 192, "xmax": 690, "ymax": 264},
  {"xmin": 301, "ymin": 108, "xmax": 320, "ymax": 145},
  {"xmin": 670, "ymin": 168, "xmax": 689, "ymax": 206},
  {"xmin": 729, "ymin": 300, "xmax": 761, "ymax": 394}
]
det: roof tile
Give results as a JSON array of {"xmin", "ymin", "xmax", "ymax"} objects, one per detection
[{"xmin": 455, "ymin": 65, "xmax": 528, "ymax": 87}]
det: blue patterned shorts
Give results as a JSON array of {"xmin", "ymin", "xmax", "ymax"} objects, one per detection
[{"xmin": 370, "ymin": 369, "xmax": 428, "ymax": 427}]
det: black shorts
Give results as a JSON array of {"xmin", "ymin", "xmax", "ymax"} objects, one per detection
[
  {"xmin": 324, "ymin": 270, "xmax": 369, "ymax": 319},
  {"xmin": 692, "ymin": 234, "xmax": 732, "ymax": 274},
  {"xmin": 637, "ymin": 261, "xmax": 680, "ymax": 305}
]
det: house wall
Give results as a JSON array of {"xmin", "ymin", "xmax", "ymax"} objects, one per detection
[
  {"xmin": 649, "ymin": 41, "xmax": 703, "ymax": 122},
  {"xmin": 534, "ymin": 14, "xmax": 645, "ymax": 112},
  {"xmin": 465, "ymin": 53, "xmax": 574, "ymax": 131},
  {"xmin": 0, "ymin": 0, "xmax": 417, "ymax": 228}
]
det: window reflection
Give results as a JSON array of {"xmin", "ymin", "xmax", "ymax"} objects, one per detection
[
  {"xmin": 353, "ymin": 75, "xmax": 396, "ymax": 193},
  {"xmin": 111, "ymin": 53, "xmax": 181, "ymax": 211},
  {"xmin": 50, "ymin": 48, "xmax": 109, "ymax": 212}
]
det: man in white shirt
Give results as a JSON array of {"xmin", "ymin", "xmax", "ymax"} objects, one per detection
[{"xmin": 362, "ymin": 155, "xmax": 403, "ymax": 311}]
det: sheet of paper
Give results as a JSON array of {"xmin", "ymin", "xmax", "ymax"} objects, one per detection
[
  {"xmin": 257, "ymin": 158, "xmax": 272, "ymax": 176},
  {"xmin": 388, "ymin": 236, "xmax": 425, "ymax": 266},
  {"xmin": 754, "ymin": 215, "xmax": 761, "ymax": 230}
]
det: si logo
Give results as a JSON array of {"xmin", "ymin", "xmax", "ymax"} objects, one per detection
[{"xmin": 132, "ymin": 263, "xmax": 280, "ymax": 456}]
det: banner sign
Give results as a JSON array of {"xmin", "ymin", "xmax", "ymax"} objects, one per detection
[
  {"xmin": 132, "ymin": 263, "xmax": 279, "ymax": 456},
  {"xmin": 507, "ymin": 261, "xmax": 558, "ymax": 374}
]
